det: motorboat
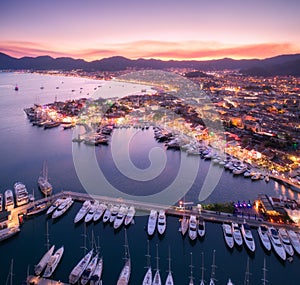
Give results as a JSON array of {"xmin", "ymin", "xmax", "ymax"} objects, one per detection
[
  {"xmin": 287, "ymin": 229, "xmax": 300, "ymax": 255},
  {"xmin": 180, "ymin": 215, "xmax": 189, "ymax": 236},
  {"xmin": 198, "ymin": 218, "xmax": 205, "ymax": 237},
  {"xmin": 110, "ymin": 204, "xmax": 120, "ymax": 223},
  {"xmin": 222, "ymin": 223, "xmax": 234, "ymax": 249},
  {"xmin": 69, "ymin": 249, "xmax": 94, "ymax": 284},
  {"xmin": 81, "ymin": 254, "xmax": 98, "ymax": 285},
  {"xmin": 240, "ymin": 222, "xmax": 255, "ymax": 252},
  {"xmin": 278, "ymin": 228, "xmax": 294, "ymax": 256},
  {"xmin": 157, "ymin": 210, "xmax": 166, "ymax": 235},
  {"xmin": 52, "ymin": 197, "xmax": 73, "ymax": 219},
  {"xmin": 34, "ymin": 245, "xmax": 55, "ymax": 276},
  {"xmin": 93, "ymin": 203, "xmax": 107, "ymax": 222},
  {"xmin": 43, "ymin": 246, "xmax": 64, "ymax": 278},
  {"xmin": 231, "ymin": 222, "xmax": 243, "ymax": 246},
  {"xmin": 85, "ymin": 200, "xmax": 99, "ymax": 223},
  {"xmin": 74, "ymin": 200, "xmax": 91, "ymax": 223},
  {"xmin": 257, "ymin": 225, "xmax": 271, "ymax": 251},
  {"xmin": 4, "ymin": 189, "xmax": 14, "ymax": 211},
  {"xmin": 147, "ymin": 210, "xmax": 158, "ymax": 236},
  {"xmin": 124, "ymin": 206, "xmax": 135, "ymax": 226},
  {"xmin": 90, "ymin": 257, "xmax": 103, "ymax": 285},
  {"xmin": 14, "ymin": 182, "xmax": 29, "ymax": 206},
  {"xmin": 114, "ymin": 205, "xmax": 128, "ymax": 229},
  {"xmin": 46, "ymin": 198, "xmax": 64, "ymax": 215},
  {"xmin": 188, "ymin": 215, "xmax": 198, "ymax": 241},
  {"xmin": 268, "ymin": 226, "xmax": 286, "ymax": 261},
  {"xmin": 102, "ymin": 205, "xmax": 111, "ymax": 223}
]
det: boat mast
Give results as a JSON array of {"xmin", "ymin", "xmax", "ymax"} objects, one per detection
[
  {"xmin": 200, "ymin": 251, "xmax": 205, "ymax": 284},
  {"xmin": 167, "ymin": 246, "xmax": 172, "ymax": 274},
  {"xmin": 210, "ymin": 249, "xmax": 217, "ymax": 284},
  {"xmin": 189, "ymin": 252, "xmax": 194, "ymax": 284},
  {"xmin": 244, "ymin": 257, "xmax": 251, "ymax": 285},
  {"xmin": 45, "ymin": 221, "xmax": 50, "ymax": 251},
  {"xmin": 155, "ymin": 243, "xmax": 160, "ymax": 273},
  {"xmin": 6, "ymin": 259, "xmax": 13, "ymax": 285},
  {"xmin": 146, "ymin": 239, "xmax": 151, "ymax": 269},
  {"xmin": 81, "ymin": 223, "xmax": 87, "ymax": 255},
  {"xmin": 124, "ymin": 228, "xmax": 130, "ymax": 261},
  {"xmin": 261, "ymin": 258, "xmax": 268, "ymax": 285}
]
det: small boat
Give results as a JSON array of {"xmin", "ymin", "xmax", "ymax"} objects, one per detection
[
  {"xmin": 114, "ymin": 205, "xmax": 128, "ymax": 229},
  {"xmin": 157, "ymin": 210, "xmax": 166, "ymax": 235},
  {"xmin": 37, "ymin": 162, "xmax": 52, "ymax": 196},
  {"xmin": 52, "ymin": 197, "xmax": 73, "ymax": 219},
  {"xmin": 0, "ymin": 226, "xmax": 20, "ymax": 242},
  {"xmin": 117, "ymin": 230, "xmax": 131, "ymax": 285},
  {"xmin": 85, "ymin": 200, "xmax": 99, "ymax": 223},
  {"xmin": 102, "ymin": 205, "xmax": 111, "ymax": 223},
  {"xmin": 109, "ymin": 204, "xmax": 120, "ymax": 223},
  {"xmin": 209, "ymin": 250, "xmax": 217, "ymax": 285},
  {"xmin": 90, "ymin": 257, "xmax": 103, "ymax": 285},
  {"xmin": 4, "ymin": 189, "xmax": 14, "ymax": 211},
  {"xmin": 34, "ymin": 245, "xmax": 55, "ymax": 275},
  {"xmin": 27, "ymin": 200, "xmax": 48, "ymax": 216},
  {"xmin": 240, "ymin": 222, "xmax": 255, "ymax": 252},
  {"xmin": 124, "ymin": 206, "xmax": 135, "ymax": 226},
  {"xmin": 257, "ymin": 225, "xmax": 271, "ymax": 251},
  {"xmin": 188, "ymin": 215, "xmax": 198, "ymax": 241},
  {"xmin": 81, "ymin": 254, "xmax": 98, "ymax": 285},
  {"xmin": 142, "ymin": 240, "xmax": 152, "ymax": 285},
  {"xmin": 43, "ymin": 246, "xmax": 64, "ymax": 278},
  {"xmin": 74, "ymin": 200, "xmax": 91, "ymax": 223},
  {"xmin": 231, "ymin": 222, "xmax": 243, "ymax": 246},
  {"xmin": 93, "ymin": 203, "xmax": 107, "ymax": 222},
  {"xmin": 152, "ymin": 244, "xmax": 161, "ymax": 285},
  {"xmin": 198, "ymin": 217, "xmax": 205, "ymax": 237},
  {"xmin": 222, "ymin": 223, "xmax": 234, "ymax": 249},
  {"xmin": 268, "ymin": 226, "xmax": 286, "ymax": 261},
  {"xmin": 180, "ymin": 215, "xmax": 189, "ymax": 236},
  {"xmin": 147, "ymin": 210, "xmax": 158, "ymax": 236},
  {"xmin": 278, "ymin": 228, "xmax": 294, "ymax": 256},
  {"xmin": 46, "ymin": 198, "xmax": 64, "ymax": 215},
  {"xmin": 164, "ymin": 248, "xmax": 174, "ymax": 285},
  {"xmin": 251, "ymin": 172, "xmax": 261, "ymax": 180},
  {"xmin": 287, "ymin": 230, "xmax": 300, "ymax": 255},
  {"xmin": 69, "ymin": 249, "xmax": 94, "ymax": 284}
]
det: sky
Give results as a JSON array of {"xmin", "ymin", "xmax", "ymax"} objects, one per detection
[{"xmin": 0, "ymin": 0, "xmax": 300, "ymax": 61}]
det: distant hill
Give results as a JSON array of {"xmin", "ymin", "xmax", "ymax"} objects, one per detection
[{"xmin": 0, "ymin": 52, "xmax": 300, "ymax": 76}]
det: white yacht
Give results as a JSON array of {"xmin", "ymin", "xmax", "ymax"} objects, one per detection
[
  {"xmin": 34, "ymin": 245, "xmax": 55, "ymax": 276},
  {"xmin": 268, "ymin": 226, "xmax": 286, "ymax": 261},
  {"xmin": 90, "ymin": 257, "xmax": 103, "ymax": 285},
  {"xmin": 231, "ymin": 222, "xmax": 243, "ymax": 246},
  {"xmin": 188, "ymin": 215, "xmax": 198, "ymax": 241},
  {"xmin": 114, "ymin": 205, "xmax": 128, "ymax": 229},
  {"xmin": 157, "ymin": 210, "xmax": 166, "ymax": 235},
  {"xmin": 142, "ymin": 240, "xmax": 152, "ymax": 285},
  {"xmin": 46, "ymin": 198, "xmax": 64, "ymax": 215},
  {"xmin": 102, "ymin": 204, "xmax": 111, "ymax": 223},
  {"xmin": 287, "ymin": 229, "xmax": 300, "ymax": 255},
  {"xmin": 69, "ymin": 249, "xmax": 94, "ymax": 284},
  {"xmin": 4, "ymin": 189, "xmax": 14, "ymax": 211},
  {"xmin": 147, "ymin": 210, "xmax": 158, "ymax": 236},
  {"xmin": 180, "ymin": 215, "xmax": 189, "ymax": 236},
  {"xmin": 240, "ymin": 222, "xmax": 255, "ymax": 252},
  {"xmin": 124, "ymin": 206, "xmax": 135, "ymax": 226},
  {"xmin": 43, "ymin": 246, "xmax": 64, "ymax": 278},
  {"xmin": 110, "ymin": 204, "xmax": 120, "ymax": 223},
  {"xmin": 14, "ymin": 182, "xmax": 29, "ymax": 207},
  {"xmin": 257, "ymin": 225, "xmax": 271, "ymax": 251},
  {"xmin": 198, "ymin": 218, "xmax": 205, "ymax": 237},
  {"xmin": 81, "ymin": 254, "xmax": 98, "ymax": 285},
  {"xmin": 84, "ymin": 200, "xmax": 99, "ymax": 223},
  {"xmin": 74, "ymin": 200, "xmax": 91, "ymax": 223},
  {"xmin": 278, "ymin": 228, "xmax": 294, "ymax": 256},
  {"xmin": 222, "ymin": 223, "xmax": 234, "ymax": 249},
  {"xmin": 93, "ymin": 203, "xmax": 107, "ymax": 222},
  {"xmin": 52, "ymin": 197, "xmax": 73, "ymax": 219}
]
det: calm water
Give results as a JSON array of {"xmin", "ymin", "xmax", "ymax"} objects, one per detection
[{"xmin": 0, "ymin": 72, "xmax": 299, "ymax": 285}]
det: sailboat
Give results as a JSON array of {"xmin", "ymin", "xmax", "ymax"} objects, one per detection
[
  {"xmin": 188, "ymin": 252, "xmax": 194, "ymax": 285},
  {"xmin": 199, "ymin": 252, "xmax": 205, "ymax": 285},
  {"xmin": 117, "ymin": 229, "xmax": 131, "ymax": 285},
  {"xmin": 142, "ymin": 240, "xmax": 152, "ymax": 285},
  {"xmin": 152, "ymin": 244, "xmax": 161, "ymax": 285},
  {"xmin": 164, "ymin": 247, "xmax": 174, "ymax": 285},
  {"xmin": 38, "ymin": 162, "xmax": 53, "ymax": 196},
  {"xmin": 209, "ymin": 250, "xmax": 217, "ymax": 285}
]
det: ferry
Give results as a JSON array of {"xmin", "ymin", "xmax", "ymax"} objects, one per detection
[
  {"xmin": 188, "ymin": 215, "xmax": 198, "ymax": 241},
  {"xmin": 222, "ymin": 223, "xmax": 234, "ymax": 249},
  {"xmin": 81, "ymin": 254, "xmax": 99, "ymax": 285},
  {"xmin": 231, "ymin": 222, "xmax": 243, "ymax": 246},
  {"xmin": 93, "ymin": 203, "xmax": 107, "ymax": 222},
  {"xmin": 4, "ymin": 189, "xmax": 14, "ymax": 211},
  {"xmin": 13, "ymin": 182, "xmax": 29, "ymax": 207},
  {"xmin": 287, "ymin": 230, "xmax": 300, "ymax": 255},
  {"xmin": 157, "ymin": 210, "xmax": 166, "ymax": 235},
  {"xmin": 52, "ymin": 197, "xmax": 73, "ymax": 219},
  {"xmin": 69, "ymin": 249, "xmax": 93, "ymax": 284},
  {"xmin": 147, "ymin": 210, "xmax": 158, "ymax": 236},
  {"xmin": 43, "ymin": 246, "xmax": 64, "ymax": 278},
  {"xmin": 268, "ymin": 226, "xmax": 286, "ymax": 261},
  {"xmin": 278, "ymin": 228, "xmax": 294, "ymax": 256},
  {"xmin": 74, "ymin": 200, "xmax": 91, "ymax": 223},
  {"xmin": 34, "ymin": 245, "xmax": 55, "ymax": 276},
  {"xmin": 124, "ymin": 206, "xmax": 135, "ymax": 226},
  {"xmin": 257, "ymin": 225, "xmax": 271, "ymax": 251},
  {"xmin": 240, "ymin": 222, "xmax": 255, "ymax": 252}
]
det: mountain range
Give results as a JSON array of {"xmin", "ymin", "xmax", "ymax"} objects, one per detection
[{"xmin": 1, "ymin": 52, "xmax": 300, "ymax": 76}]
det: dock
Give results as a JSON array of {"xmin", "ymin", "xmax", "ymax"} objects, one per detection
[{"xmin": 26, "ymin": 275, "xmax": 68, "ymax": 285}]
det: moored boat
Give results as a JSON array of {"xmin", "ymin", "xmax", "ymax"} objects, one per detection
[
  {"xmin": 81, "ymin": 254, "xmax": 98, "ymax": 285},
  {"xmin": 43, "ymin": 246, "xmax": 64, "ymax": 278},
  {"xmin": 46, "ymin": 198, "xmax": 64, "ymax": 215},
  {"xmin": 52, "ymin": 197, "xmax": 73, "ymax": 219},
  {"xmin": 4, "ymin": 189, "xmax": 14, "ymax": 211},
  {"xmin": 142, "ymin": 240, "xmax": 152, "ymax": 285},
  {"xmin": 114, "ymin": 205, "xmax": 128, "ymax": 229},
  {"xmin": 287, "ymin": 230, "xmax": 300, "ymax": 255},
  {"xmin": 278, "ymin": 228, "xmax": 294, "ymax": 256},
  {"xmin": 157, "ymin": 210, "xmax": 166, "ymax": 235},
  {"xmin": 268, "ymin": 226, "xmax": 286, "ymax": 261},
  {"xmin": 37, "ymin": 162, "xmax": 52, "ymax": 196},
  {"xmin": 152, "ymin": 244, "xmax": 161, "ymax": 285},
  {"xmin": 240, "ymin": 222, "xmax": 255, "ymax": 252},
  {"xmin": 93, "ymin": 203, "xmax": 107, "ymax": 222},
  {"xmin": 109, "ymin": 204, "xmax": 120, "ymax": 223},
  {"xmin": 257, "ymin": 225, "xmax": 271, "ymax": 251},
  {"xmin": 164, "ymin": 248, "xmax": 174, "ymax": 285},
  {"xmin": 90, "ymin": 257, "xmax": 103, "ymax": 285},
  {"xmin": 117, "ymin": 230, "xmax": 131, "ymax": 285},
  {"xmin": 222, "ymin": 223, "xmax": 234, "ymax": 248},
  {"xmin": 180, "ymin": 215, "xmax": 189, "ymax": 236},
  {"xmin": 102, "ymin": 205, "xmax": 111, "ymax": 223},
  {"xmin": 198, "ymin": 217, "xmax": 205, "ymax": 237},
  {"xmin": 27, "ymin": 201, "xmax": 48, "ymax": 216},
  {"xmin": 188, "ymin": 215, "xmax": 198, "ymax": 241},
  {"xmin": 74, "ymin": 200, "xmax": 91, "ymax": 223},
  {"xmin": 13, "ymin": 182, "xmax": 29, "ymax": 207},
  {"xmin": 147, "ymin": 210, "xmax": 158, "ymax": 236},
  {"xmin": 124, "ymin": 205, "xmax": 135, "ymax": 226},
  {"xmin": 84, "ymin": 200, "xmax": 99, "ymax": 223},
  {"xmin": 34, "ymin": 245, "xmax": 55, "ymax": 276},
  {"xmin": 0, "ymin": 226, "xmax": 20, "ymax": 242},
  {"xmin": 231, "ymin": 222, "xmax": 243, "ymax": 246}
]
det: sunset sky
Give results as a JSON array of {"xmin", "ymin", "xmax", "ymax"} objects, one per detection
[{"xmin": 1, "ymin": 0, "xmax": 300, "ymax": 61}]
